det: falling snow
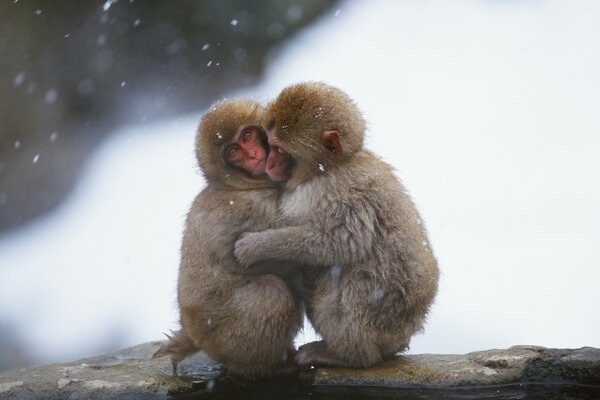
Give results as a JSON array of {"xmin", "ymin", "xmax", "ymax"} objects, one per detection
[
  {"xmin": 335, "ymin": 9, "xmax": 341, "ymax": 17},
  {"xmin": 33, "ymin": 154, "xmax": 40, "ymax": 164},
  {"xmin": 120, "ymin": 81, "xmax": 126, "ymax": 87},
  {"xmin": 201, "ymin": 43, "xmax": 210, "ymax": 51},
  {"xmin": 49, "ymin": 132, "xmax": 59, "ymax": 142},
  {"xmin": 229, "ymin": 200, "xmax": 234, "ymax": 205},
  {"xmin": 34, "ymin": 9, "xmax": 42, "ymax": 16},
  {"xmin": 206, "ymin": 380, "xmax": 215, "ymax": 391},
  {"xmin": 14, "ymin": 72, "xmax": 25, "ymax": 87},
  {"xmin": 230, "ymin": 19, "xmax": 238, "ymax": 26},
  {"xmin": 368, "ymin": 287, "xmax": 385, "ymax": 302},
  {"xmin": 133, "ymin": 19, "xmax": 140, "ymax": 27},
  {"xmin": 330, "ymin": 265, "xmax": 342, "ymax": 279},
  {"xmin": 207, "ymin": 60, "xmax": 213, "ymax": 67},
  {"xmin": 97, "ymin": 34, "xmax": 107, "ymax": 46},
  {"xmin": 45, "ymin": 89, "xmax": 58, "ymax": 104},
  {"xmin": 287, "ymin": 4, "xmax": 304, "ymax": 23},
  {"xmin": 318, "ymin": 163, "xmax": 325, "ymax": 172},
  {"xmin": 103, "ymin": 0, "xmax": 115, "ymax": 12},
  {"xmin": 14, "ymin": 140, "xmax": 21, "ymax": 149}
]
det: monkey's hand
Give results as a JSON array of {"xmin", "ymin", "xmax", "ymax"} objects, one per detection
[
  {"xmin": 235, "ymin": 225, "xmax": 363, "ymax": 268},
  {"xmin": 234, "ymin": 231, "xmax": 266, "ymax": 268}
]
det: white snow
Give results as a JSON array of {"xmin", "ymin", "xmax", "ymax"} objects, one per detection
[
  {"xmin": 1, "ymin": 0, "xmax": 599, "ymax": 364},
  {"xmin": 45, "ymin": 89, "xmax": 58, "ymax": 104},
  {"xmin": 14, "ymin": 72, "xmax": 25, "ymax": 87}
]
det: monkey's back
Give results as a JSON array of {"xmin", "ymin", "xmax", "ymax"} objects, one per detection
[
  {"xmin": 283, "ymin": 149, "xmax": 439, "ymax": 337},
  {"xmin": 178, "ymin": 184, "xmax": 280, "ymax": 306},
  {"xmin": 177, "ymin": 185, "xmax": 290, "ymax": 349},
  {"xmin": 172, "ymin": 183, "xmax": 302, "ymax": 376}
]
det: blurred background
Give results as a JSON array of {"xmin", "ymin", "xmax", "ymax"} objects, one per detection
[{"xmin": 1, "ymin": 0, "xmax": 599, "ymax": 371}]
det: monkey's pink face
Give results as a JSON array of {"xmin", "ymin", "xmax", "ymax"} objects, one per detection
[
  {"xmin": 266, "ymin": 134, "xmax": 292, "ymax": 182},
  {"xmin": 224, "ymin": 125, "xmax": 267, "ymax": 176}
]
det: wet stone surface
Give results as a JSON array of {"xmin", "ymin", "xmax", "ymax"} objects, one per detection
[{"xmin": 0, "ymin": 342, "xmax": 599, "ymax": 399}]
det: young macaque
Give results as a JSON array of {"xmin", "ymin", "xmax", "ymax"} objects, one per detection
[
  {"xmin": 234, "ymin": 82, "xmax": 439, "ymax": 368},
  {"xmin": 153, "ymin": 99, "xmax": 302, "ymax": 378}
]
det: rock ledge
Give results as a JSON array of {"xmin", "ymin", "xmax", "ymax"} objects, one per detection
[{"xmin": 0, "ymin": 342, "xmax": 598, "ymax": 399}]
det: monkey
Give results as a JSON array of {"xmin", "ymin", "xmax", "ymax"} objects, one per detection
[
  {"xmin": 234, "ymin": 82, "xmax": 439, "ymax": 368},
  {"xmin": 153, "ymin": 99, "xmax": 303, "ymax": 379}
]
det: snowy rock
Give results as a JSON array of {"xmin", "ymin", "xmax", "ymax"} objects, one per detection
[
  {"xmin": 0, "ymin": 342, "xmax": 218, "ymax": 399},
  {"xmin": 313, "ymin": 346, "xmax": 600, "ymax": 388},
  {"xmin": 1, "ymin": 344, "xmax": 598, "ymax": 399}
]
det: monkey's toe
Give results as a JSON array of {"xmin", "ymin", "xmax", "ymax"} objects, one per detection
[{"xmin": 295, "ymin": 340, "xmax": 345, "ymax": 368}]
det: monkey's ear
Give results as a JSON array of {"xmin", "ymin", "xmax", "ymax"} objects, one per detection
[{"xmin": 322, "ymin": 130, "xmax": 343, "ymax": 156}]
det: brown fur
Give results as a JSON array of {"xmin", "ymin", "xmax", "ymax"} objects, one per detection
[
  {"xmin": 153, "ymin": 99, "xmax": 302, "ymax": 378},
  {"xmin": 234, "ymin": 82, "xmax": 439, "ymax": 368}
]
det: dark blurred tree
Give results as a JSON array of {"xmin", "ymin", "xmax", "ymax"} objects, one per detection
[{"xmin": 0, "ymin": 0, "xmax": 337, "ymax": 232}]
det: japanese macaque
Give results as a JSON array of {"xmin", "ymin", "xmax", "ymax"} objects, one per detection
[
  {"xmin": 153, "ymin": 99, "xmax": 302, "ymax": 378},
  {"xmin": 234, "ymin": 82, "xmax": 439, "ymax": 368}
]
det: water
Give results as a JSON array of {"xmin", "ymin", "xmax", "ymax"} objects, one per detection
[{"xmin": 173, "ymin": 376, "xmax": 600, "ymax": 400}]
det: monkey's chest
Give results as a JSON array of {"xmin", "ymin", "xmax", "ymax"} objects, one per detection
[{"xmin": 279, "ymin": 183, "xmax": 324, "ymax": 224}]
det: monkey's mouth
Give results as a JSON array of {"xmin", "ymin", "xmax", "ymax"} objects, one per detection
[{"xmin": 250, "ymin": 159, "xmax": 266, "ymax": 176}]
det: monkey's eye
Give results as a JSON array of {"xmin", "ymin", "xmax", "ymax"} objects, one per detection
[
  {"xmin": 225, "ymin": 145, "xmax": 239, "ymax": 160},
  {"xmin": 275, "ymin": 147, "xmax": 287, "ymax": 155},
  {"xmin": 242, "ymin": 130, "xmax": 253, "ymax": 142}
]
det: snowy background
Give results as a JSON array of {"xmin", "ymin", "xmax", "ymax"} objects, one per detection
[{"xmin": 1, "ymin": 0, "xmax": 599, "ymax": 366}]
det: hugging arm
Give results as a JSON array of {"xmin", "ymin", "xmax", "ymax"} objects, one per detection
[{"xmin": 234, "ymin": 216, "xmax": 376, "ymax": 269}]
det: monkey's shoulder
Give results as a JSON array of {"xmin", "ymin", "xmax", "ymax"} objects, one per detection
[
  {"xmin": 188, "ymin": 185, "xmax": 280, "ymax": 225},
  {"xmin": 281, "ymin": 150, "xmax": 402, "ymax": 216}
]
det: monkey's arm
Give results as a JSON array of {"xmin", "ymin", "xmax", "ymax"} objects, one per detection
[{"xmin": 234, "ymin": 223, "xmax": 374, "ymax": 269}]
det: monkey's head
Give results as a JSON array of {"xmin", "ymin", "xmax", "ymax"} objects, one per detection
[
  {"xmin": 196, "ymin": 99, "xmax": 272, "ymax": 189},
  {"xmin": 263, "ymin": 82, "xmax": 366, "ymax": 189}
]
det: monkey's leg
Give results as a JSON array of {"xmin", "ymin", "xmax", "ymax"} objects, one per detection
[
  {"xmin": 152, "ymin": 329, "xmax": 199, "ymax": 376},
  {"xmin": 209, "ymin": 274, "xmax": 301, "ymax": 379},
  {"xmin": 301, "ymin": 283, "xmax": 394, "ymax": 369},
  {"xmin": 294, "ymin": 328, "xmax": 384, "ymax": 369},
  {"xmin": 295, "ymin": 340, "xmax": 347, "ymax": 368}
]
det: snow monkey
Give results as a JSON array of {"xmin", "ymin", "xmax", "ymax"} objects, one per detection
[
  {"xmin": 153, "ymin": 99, "xmax": 302, "ymax": 378},
  {"xmin": 234, "ymin": 82, "xmax": 439, "ymax": 368}
]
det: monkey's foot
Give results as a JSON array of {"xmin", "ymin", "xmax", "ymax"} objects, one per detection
[
  {"xmin": 266, "ymin": 347, "xmax": 298, "ymax": 377},
  {"xmin": 294, "ymin": 340, "xmax": 345, "ymax": 368}
]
